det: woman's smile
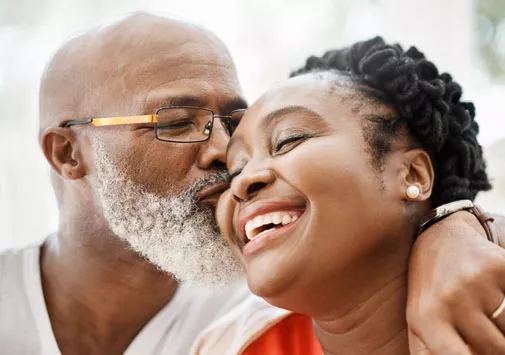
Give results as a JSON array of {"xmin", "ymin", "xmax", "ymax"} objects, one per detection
[{"xmin": 236, "ymin": 200, "xmax": 307, "ymax": 257}]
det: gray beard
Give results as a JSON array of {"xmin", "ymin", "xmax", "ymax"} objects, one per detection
[{"xmin": 91, "ymin": 141, "xmax": 244, "ymax": 287}]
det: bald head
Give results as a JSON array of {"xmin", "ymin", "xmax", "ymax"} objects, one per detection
[
  {"xmin": 40, "ymin": 10, "xmax": 245, "ymax": 206},
  {"xmin": 39, "ymin": 13, "xmax": 245, "ymax": 284},
  {"xmin": 39, "ymin": 12, "xmax": 236, "ymax": 137}
]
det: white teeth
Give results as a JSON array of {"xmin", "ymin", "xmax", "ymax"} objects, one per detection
[
  {"xmin": 253, "ymin": 216, "xmax": 263, "ymax": 228},
  {"xmin": 282, "ymin": 215, "xmax": 292, "ymax": 225},
  {"xmin": 272, "ymin": 212, "xmax": 282, "ymax": 224},
  {"xmin": 244, "ymin": 211, "xmax": 301, "ymax": 241},
  {"xmin": 245, "ymin": 220, "xmax": 254, "ymax": 235}
]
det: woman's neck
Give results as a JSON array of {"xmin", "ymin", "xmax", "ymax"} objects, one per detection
[{"xmin": 313, "ymin": 273, "xmax": 409, "ymax": 355}]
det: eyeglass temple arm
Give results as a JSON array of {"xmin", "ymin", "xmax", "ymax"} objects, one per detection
[
  {"xmin": 60, "ymin": 118, "xmax": 93, "ymax": 128},
  {"xmin": 60, "ymin": 115, "xmax": 158, "ymax": 128}
]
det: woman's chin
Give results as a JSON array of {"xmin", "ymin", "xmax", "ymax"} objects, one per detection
[
  {"xmin": 245, "ymin": 259, "xmax": 305, "ymax": 310},
  {"xmin": 246, "ymin": 275, "xmax": 312, "ymax": 315},
  {"xmin": 246, "ymin": 275, "xmax": 281, "ymax": 300}
]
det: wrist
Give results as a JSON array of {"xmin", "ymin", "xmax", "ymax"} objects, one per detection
[
  {"xmin": 418, "ymin": 200, "xmax": 498, "ymax": 244},
  {"xmin": 452, "ymin": 210, "xmax": 488, "ymax": 238}
]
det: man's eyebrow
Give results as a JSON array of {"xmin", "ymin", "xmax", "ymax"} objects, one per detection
[
  {"xmin": 154, "ymin": 95, "xmax": 207, "ymax": 108},
  {"xmin": 260, "ymin": 105, "xmax": 323, "ymax": 128},
  {"xmin": 220, "ymin": 97, "xmax": 248, "ymax": 114},
  {"xmin": 147, "ymin": 95, "xmax": 247, "ymax": 114}
]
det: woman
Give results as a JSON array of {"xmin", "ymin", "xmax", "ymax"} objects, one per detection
[{"xmin": 217, "ymin": 37, "xmax": 494, "ymax": 354}]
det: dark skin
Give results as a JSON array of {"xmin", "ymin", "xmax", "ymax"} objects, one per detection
[
  {"xmin": 218, "ymin": 73, "xmax": 505, "ymax": 355},
  {"xmin": 37, "ymin": 12, "xmax": 505, "ymax": 355},
  {"xmin": 39, "ymin": 13, "xmax": 245, "ymax": 354},
  {"xmin": 219, "ymin": 73, "xmax": 431, "ymax": 354},
  {"xmin": 408, "ymin": 211, "xmax": 505, "ymax": 355}
]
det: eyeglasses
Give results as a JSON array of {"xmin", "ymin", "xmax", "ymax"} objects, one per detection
[{"xmin": 60, "ymin": 106, "xmax": 246, "ymax": 143}]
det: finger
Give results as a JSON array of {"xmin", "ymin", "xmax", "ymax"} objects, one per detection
[
  {"xmin": 458, "ymin": 312, "xmax": 505, "ymax": 355},
  {"xmin": 408, "ymin": 322, "xmax": 471, "ymax": 355},
  {"xmin": 492, "ymin": 307, "xmax": 505, "ymax": 335},
  {"xmin": 478, "ymin": 281, "xmax": 505, "ymax": 335},
  {"xmin": 488, "ymin": 294, "xmax": 505, "ymax": 335},
  {"xmin": 408, "ymin": 328, "xmax": 432, "ymax": 355}
]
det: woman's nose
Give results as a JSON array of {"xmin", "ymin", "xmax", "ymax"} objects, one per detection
[{"xmin": 231, "ymin": 167, "xmax": 275, "ymax": 202}]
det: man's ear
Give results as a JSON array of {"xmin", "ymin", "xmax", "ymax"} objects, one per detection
[
  {"xmin": 41, "ymin": 127, "xmax": 86, "ymax": 180},
  {"xmin": 399, "ymin": 149, "xmax": 434, "ymax": 201}
]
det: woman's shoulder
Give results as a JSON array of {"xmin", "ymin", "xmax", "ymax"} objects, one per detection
[
  {"xmin": 242, "ymin": 312, "xmax": 322, "ymax": 355},
  {"xmin": 190, "ymin": 294, "xmax": 321, "ymax": 355}
]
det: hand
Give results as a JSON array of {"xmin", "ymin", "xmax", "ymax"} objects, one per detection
[{"xmin": 407, "ymin": 211, "xmax": 505, "ymax": 355}]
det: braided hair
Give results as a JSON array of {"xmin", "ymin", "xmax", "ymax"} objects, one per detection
[{"xmin": 291, "ymin": 36, "xmax": 491, "ymax": 206}]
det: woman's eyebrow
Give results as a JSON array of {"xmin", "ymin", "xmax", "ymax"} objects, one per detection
[{"xmin": 260, "ymin": 105, "xmax": 323, "ymax": 129}]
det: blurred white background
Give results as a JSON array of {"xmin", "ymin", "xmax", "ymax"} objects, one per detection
[{"xmin": 1, "ymin": 0, "xmax": 504, "ymax": 249}]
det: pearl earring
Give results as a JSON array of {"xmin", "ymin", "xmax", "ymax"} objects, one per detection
[{"xmin": 406, "ymin": 185, "xmax": 420, "ymax": 199}]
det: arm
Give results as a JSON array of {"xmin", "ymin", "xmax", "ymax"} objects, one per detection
[
  {"xmin": 495, "ymin": 215, "xmax": 505, "ymax": 247},
  {"xmin": 407, "ymin": 211, "xmax": 505, "ymax": 355}
]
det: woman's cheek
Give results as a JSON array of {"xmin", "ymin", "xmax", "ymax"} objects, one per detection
[
  {"xmin": 216, "ymin": 189, "xmax": 236, "ymax": 245},
  {"xmin": 274, "ymin": 136, "xmax": 369, "ymax": 198}
]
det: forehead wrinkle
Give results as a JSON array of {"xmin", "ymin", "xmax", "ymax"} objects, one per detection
[
  {"xmin": 146, "ymin": 95, "xmax": 207, "ymax": 111},
  {"xmin": 144, "ymin": 93, "xmax": 246, "ymax": 115},
  {"xmin": 122, "ymin": 58, "xmax": 234, "ymax": 93},
  {"xmin": 117, "ymin": 32, "xmax": 235, "ymax": 89}
]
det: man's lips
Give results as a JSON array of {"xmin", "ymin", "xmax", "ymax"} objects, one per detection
[{"xmin": 196, "ymin": 182, "xmax": 230, "ymax": 205}]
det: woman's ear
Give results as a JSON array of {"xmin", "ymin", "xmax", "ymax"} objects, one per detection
[
  {"xmin": 399, "ymin": 149, "xmax": 434, "ymax": 202},
  {"xmin": 41, "ymin": 127, "xmax": 86, "ymax": 180}
]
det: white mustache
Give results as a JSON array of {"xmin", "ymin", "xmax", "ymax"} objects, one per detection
[{"xmin": 185, "ymin": 171, "xmax": 229, "ymax": 200}]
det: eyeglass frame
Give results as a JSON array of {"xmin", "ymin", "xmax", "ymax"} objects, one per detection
[{"xmin": 59, "ymin": 106, "xmax": 247, "ymax": 143}]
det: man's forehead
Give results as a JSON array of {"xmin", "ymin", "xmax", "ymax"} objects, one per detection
[
  {"xmin": 73, "ymin": 13, "xmax": 236, "ymax": 86},
  {"xmin": 105, "ymin": 16, "xmax": 244, "ymax": 110},
  {"xmin": 40, "ymin": 13, "xmax": 245, "ymax": 125}
]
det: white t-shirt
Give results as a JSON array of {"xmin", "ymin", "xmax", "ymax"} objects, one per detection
[{"xmin": 0, "ymin": 245, "xmax": 257, "ymax": 355}]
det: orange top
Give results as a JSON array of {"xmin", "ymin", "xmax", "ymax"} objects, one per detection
[{"xmin": 243, "ymin": 313, "xmax": 322, "ymax": 355}]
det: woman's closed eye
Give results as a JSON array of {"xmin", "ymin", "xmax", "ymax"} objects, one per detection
[{"xmin": 274, "ymin": 133, "xmax": 311, "ymax": 155}]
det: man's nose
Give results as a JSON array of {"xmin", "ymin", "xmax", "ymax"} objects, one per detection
[{"xmin": 197, "ymin": 118, "xmax": 229, "ymax": 170}]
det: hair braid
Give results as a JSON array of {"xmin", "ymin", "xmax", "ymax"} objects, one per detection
[{"xmin": 291, "ymin": 36, "xmax": 491, "ymax": 206}]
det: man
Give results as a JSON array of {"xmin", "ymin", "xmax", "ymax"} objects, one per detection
[
  {"xmin": 2, "ymin": 13, "xmax": 248, "ymax": 355},
  {"xmin": 0, "ymin": 12, "xmax": 504, "ymax": 355}
]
